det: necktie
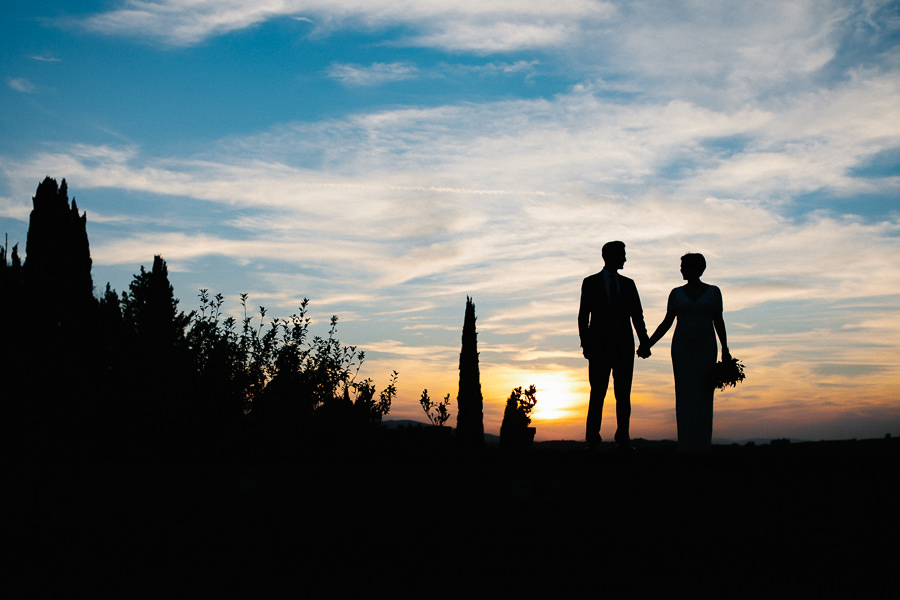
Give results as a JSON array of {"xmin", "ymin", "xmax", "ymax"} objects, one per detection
[{"xmin": 607, "ymin": 272, "xmax": 618, "ymax": 305}]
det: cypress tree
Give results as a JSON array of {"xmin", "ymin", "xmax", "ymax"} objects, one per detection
[
  {"xmin": 11, "ymin": 177, "xmax": 96, "ymax": 451},
  {"xmin": 456, "ymin": 296, "xmax": 484, "ymax": 448},
  {"xmin": 23, "ymin": 177, "xmax": 94, "ymax": 328}
]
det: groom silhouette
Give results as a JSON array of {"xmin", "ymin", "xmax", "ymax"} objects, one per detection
[{"xmin": 578, "ymin": 241, "xmax": 649, "ymax": 450}]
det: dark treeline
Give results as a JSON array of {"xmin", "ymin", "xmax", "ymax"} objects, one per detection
[{"xmin": 1, "ymin": 177, "xmax": 397, "ymax": 457}]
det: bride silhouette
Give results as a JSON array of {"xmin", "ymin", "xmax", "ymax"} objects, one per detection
[{"xmin": 639, "ymin": 253, "xmax": 729, "ymax": 454}]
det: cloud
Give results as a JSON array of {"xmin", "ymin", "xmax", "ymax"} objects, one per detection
[
  {"xmin": 11, "ymin": 0, "xmax": 900, "ymax": 439},
  {"xmin": 327, "ymin": 62, "xmax": 418, "ymax": 86},
  {"xmin": 442, "ymin": 60, "xmax": 540, "ymax": 80},
  {"xmin": 78, "ymin": 0, "xmax": 615, "ymax": 50},
  {"xmin": 7, "ymin": 68, "xmax": 898, "ymax": 313},
  {"xmin": 408, "ymin": 20, "xmax": 575, "ymax": 53},
  {"xmin": 323, "ymin": 59, "xmax": 541, "ymax": 88},
  {"xmin": 7, "ymin": 78, "xmax": 37, "ymax": 93}
]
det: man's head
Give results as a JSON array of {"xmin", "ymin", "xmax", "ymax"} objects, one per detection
[{"xmin": 602, "ymin": 241, "xmax": 626, "ymax": 270}]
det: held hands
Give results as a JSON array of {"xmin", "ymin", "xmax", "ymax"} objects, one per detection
[{"xmin": 636, "ymin": 344, "xmax": 652, "ymax": 359}]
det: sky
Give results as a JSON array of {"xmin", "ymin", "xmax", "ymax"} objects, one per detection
[{"xmin": 2, "ymin": 1, "xmax": 899, "ymax": 442}]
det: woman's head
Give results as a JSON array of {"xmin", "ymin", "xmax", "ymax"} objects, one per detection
[{"xmin": 680, "ymin": 253, "xmax": 706, "ymax": 280}]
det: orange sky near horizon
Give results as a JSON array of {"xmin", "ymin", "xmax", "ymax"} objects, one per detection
[
  {"xmin": 371, "ymin": 326, "xmax": 900, "ymax": 443},
  {"xmin": 385, "ymin": 367, "xmax": 900, "ymax": 443}
]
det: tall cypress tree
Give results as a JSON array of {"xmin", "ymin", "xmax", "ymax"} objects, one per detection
[
  {"xmin": 456, "ymin": 296, "xmax": 484, "ymax": 448},
  {"xmin": 10, "ymin": 178, "xmax": 96, "ymax": 451},
  {"xmin": 23, "ymin": 176, "xmax": 94, "ymax": 326}
]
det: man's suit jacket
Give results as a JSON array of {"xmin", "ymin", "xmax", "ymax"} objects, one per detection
[{"xmin": 578, "ymin": 270, "xmax": 648, "ymax": 359}]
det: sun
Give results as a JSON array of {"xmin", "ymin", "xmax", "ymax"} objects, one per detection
[{"xmin": 486, "ymin": 368, "xmax": 587, "ymax": 423}]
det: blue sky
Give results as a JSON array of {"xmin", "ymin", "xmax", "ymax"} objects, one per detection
[{"xmin": 2, "ymin": 1, "xmax": 899, "ymax": 441}]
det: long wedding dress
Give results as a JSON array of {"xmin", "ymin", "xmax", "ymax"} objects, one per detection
[{"xmin": 668, "ymin": 285, "xmax": 722, "ymax": 454}]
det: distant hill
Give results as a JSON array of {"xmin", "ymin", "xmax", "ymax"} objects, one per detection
[
  {"xmin": 381, "ymin": 419, "xmax": 433, "ymax": 430},
  {"xmin": 382, "ymin": 421, "xmax": 811, "ymax": 447},
  {"xmin": 382, "ymin": 419, "xmax": 500, "ymax": 444}
]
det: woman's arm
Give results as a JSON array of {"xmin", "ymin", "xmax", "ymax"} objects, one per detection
[
  {"xmin": 712, "ymin": 287, "xmax": 729, "ymax": 359},
  {"xmin": 714, "ymin": 313, "xmax": 730, "ymax": 359},
  {"xmin": 638, "ymin": 289, "xmax": 676, "ymax": 357},
  {"xmin": 647, "ymin": 311, "xmax": 676, "ymax": 349}
]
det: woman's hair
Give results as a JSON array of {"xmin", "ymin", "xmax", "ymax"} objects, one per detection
[{"xmin": 681, "ymin": 252, "xmax": 706, "ymax": 276}]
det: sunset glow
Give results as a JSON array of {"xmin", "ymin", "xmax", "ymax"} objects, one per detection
[{"xmin": 2, "ymin": 2, "xmax": 899, "ymax": 442}]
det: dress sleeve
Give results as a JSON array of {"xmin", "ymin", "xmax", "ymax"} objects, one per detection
[
  {"xmin": 667, "ymin": 288, "xmax": 678, "ymax": 313},
  {"xmin": 711, "ymin": 286, "xmax": 723, "ymax": 312}
]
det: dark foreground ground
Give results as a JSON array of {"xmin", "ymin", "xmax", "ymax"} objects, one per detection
[{"xmin": 4, "ymin": 434, "xmax": 897, "ymax": 593}]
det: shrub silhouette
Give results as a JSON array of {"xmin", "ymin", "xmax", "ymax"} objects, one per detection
[
  {"xmin": 500, "ymin": 385, "xmax": 538, "ymax": 451},
  {"xmin": 186, "ymin": 290, "xmax": 397, "ymax": 451},
  {"xmin": 419, "ymin": 389, "xmax": 452, "ymax": 427}
]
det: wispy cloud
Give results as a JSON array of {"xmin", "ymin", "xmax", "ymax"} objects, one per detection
[
  {"xmin": 7, "ymin": 77, "xmax": 37, "ymax": 93},
  {"xmin": 7, "ymin": 71, "xmax": 898, "ymax": 307},
  {"xmin": 78, "ymin": 0, "xmax": 615, "ymax": 50},
  {"xmin": 325, "ymin": 59, "xmax": 541, "ymax": 87},
  {"xmin": 327, "ymin": 61, "xmax": 418, "ymax": 86}
]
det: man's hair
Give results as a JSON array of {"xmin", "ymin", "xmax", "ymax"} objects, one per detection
[{"xmin": 602, "ymin": 241, "xmax": 626, "ymax": 261}]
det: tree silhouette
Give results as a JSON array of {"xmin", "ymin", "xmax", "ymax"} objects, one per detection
[
  {"xmin": 117, "ymin": 255, "xmax": 194, "ymax": 442},
  {"xmin": 0, "ymin": 240, "xmax": 27, "ymax": 452},
  {"xmin": 456, "ymin": 296, "xmax": 484, "ymax": 448},
  {"xmin": 3, "ymin": 178, "xmax": 97, "ymax": 452},
  {"xmin": 0, "ymin": 240, "xmax": 24, "ymax": 344},
  {"xmin": 2, "ymin": 177, "xmax": 402, "ymax": 456},
  {"xmin": 23, "ymin": 177, "xmax": 93, "ymax": 326},
  {"xmin": 122, "ymin": 255, "xmax": 191, "ymax": 350},
  {"xmin": 0, "ymin": 239, "xmax": 23, "ymax": 291}
]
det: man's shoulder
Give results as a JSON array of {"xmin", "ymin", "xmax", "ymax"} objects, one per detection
[
  {"xmin": 582, "ymin": 272, "xmax": 604, "ymax": 285},
  {"xmin": 618, "ymin": 274, "xmax": 641, "ymax": 295}
]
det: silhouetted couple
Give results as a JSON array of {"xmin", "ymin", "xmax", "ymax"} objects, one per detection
[{"xmin": 578, "ymin": 241, "xmax": 729, "ymax": 454}]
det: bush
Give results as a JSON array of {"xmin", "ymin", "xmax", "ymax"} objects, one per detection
[
  {"xmin": 419, "ymin": 389, "xmax": 452, "ymax": 427},
  {"xmin": 500, "ymin": 385, "xmax": 537, "ymax": 451},
  {"xmin": 187, "ymin": 290, "xmax": 396, "ymax": 437}
]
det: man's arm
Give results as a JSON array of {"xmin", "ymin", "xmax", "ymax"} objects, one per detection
[
  {"xmin": 630, "ymin": 281, "xmax": 650, "ymax": 348},
  {"xmin": 578, "ymin": 279, "xmax": 590, "ymax": 357}
]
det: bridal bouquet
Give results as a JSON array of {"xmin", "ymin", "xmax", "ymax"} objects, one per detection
[{"xmin": 711, "ymin": 356, "xmax": 746, "ymax": 390}]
